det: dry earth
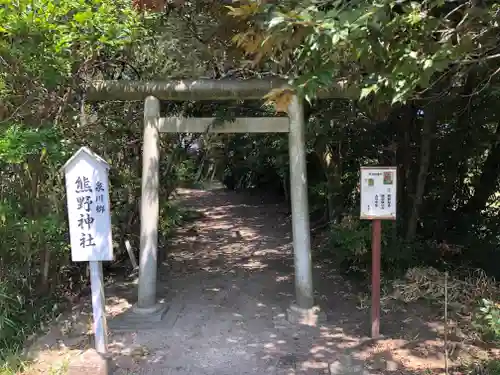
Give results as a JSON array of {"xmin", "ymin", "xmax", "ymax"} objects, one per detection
[{"xmin": 23, "ymin": 188, "xmax": 499, "ymax": 375}]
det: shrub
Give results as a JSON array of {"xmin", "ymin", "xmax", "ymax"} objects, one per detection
[
  {"xmin": 322, "ymin": 216, "xmax": 429, "ymax": 278},
  {"xmin": 474, "ymin": 298, "xmax": 500, "ymax": 343}
]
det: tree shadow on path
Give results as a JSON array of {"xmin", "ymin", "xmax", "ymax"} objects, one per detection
[{"xmin": 28, "ymin": 188, "xmax": 497, "ymax": 375}]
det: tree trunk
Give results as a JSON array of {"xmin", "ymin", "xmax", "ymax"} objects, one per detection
[
  {"xmin": 399, "ymin": 105, "xmax": 415, "ymax": 234},
  {"xmin": 282, "ymin": 172, "xmax": 289, "ymax": 203},
  {"xmin": 40, "ymin": 248, "xmax": 51, "ymax": 293},
  {"xmin": 403, "ymin": 116, "xmax": 414, "ymax": 222},
  {"xmin": 461, "ymin": 122, "xmax": 500, "ymax": 214},
  {"xmin": 437, "ymin": 73, "xmax": 476, "ymax": 212},
  {"xmin": 406, "ymin": 104, "xmax": 436, "ymax": 241},
  {"xmin": 195, "ymin": 151, "xmax": 208, "ymax": 182},
  {"xmin": 316, "ymin": 141, "xmax": 342, "ymax": 224}
]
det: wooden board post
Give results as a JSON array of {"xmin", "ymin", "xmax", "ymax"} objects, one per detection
[
  {"xmin": 371, "ymin": 219, "xmax": 382, "ymax": 338},
  {"xmin": 360, "ymin": 166, "xmax": 397, "ymax": 338},
  {"xmin": 61, "ymin": 147, "xmax": 113, "ymax": 355}
]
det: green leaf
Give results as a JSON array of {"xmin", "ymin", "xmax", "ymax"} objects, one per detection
[
  {"xmin": 360, "ymin": 84, "xmax": 378, "ymax": 100},
  {"xmin": 73, "ymin": 10, "xmax": 92, "ymax": 24},
  {"xmin": 268, "ymin": 15, "xmax": 285, "ymax": 29}
]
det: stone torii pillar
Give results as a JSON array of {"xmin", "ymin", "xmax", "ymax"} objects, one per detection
[
  {"xmin": 87, "ymin": 79, "xmax": 341, "ymax": 325},
  {"xmin": 137, "ymin": 96, "xmax": 161, "ymax": 311}
]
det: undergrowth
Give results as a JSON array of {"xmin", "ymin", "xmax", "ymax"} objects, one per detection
[
  {"xmin": 474, "ymin": 298, "xmax": 500, "ymax": 343},
  {"xmin": 464, "ymin": 359, "xmax": 500, "ymax": 375},
  {"xmin": 0, "ymin": 201, "xmax": 197, "ymax": 374},
  {"xmin": 320, "ymin": 215, "xmax": 500, "ymax": 344},
  {"xmin": 319, "ymin": 216, "xmax": 432, "ymax": 278}
]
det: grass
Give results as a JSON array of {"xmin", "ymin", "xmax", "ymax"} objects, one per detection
[
  {"xmin": 0, "ymin": 354, "xmax": 70, "ymax": 375},
  {"xmin": 47, "ymin": 359, "xmax": 69, "ymax": 375},
  {"xmin": 0, "ymin": 346, "xmax": 28, "ymax": 375},
  {"xmin": 0, "ymin": 198, "xmax": 202, "ymax": 375},
  {"xmin": 463, "ymin": 359, "xmax": 500, "ymax": 375},
  {"xmin": 0, "ymin": 293, "xmax": 62, "ymax": 375}
]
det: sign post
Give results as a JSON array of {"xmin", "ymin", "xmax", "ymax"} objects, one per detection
[
  {"xmin": 61, "ymin": 147, "xmax": 113, "ymax": 355},
  {"xmin": 360, "ymin": 166, "xmax": 397, "ymax": 338}
]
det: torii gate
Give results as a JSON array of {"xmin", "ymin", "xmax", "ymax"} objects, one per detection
[{"xmin": 87, "ymin": 78, "xmax": 341, "ymax": 325}]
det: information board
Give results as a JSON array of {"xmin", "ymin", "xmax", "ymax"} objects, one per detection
[
  {"xmin": 62, "ymin": 147, "xmax": 113, "ymax": 262},
  {"xmin": 360, "ymin": 166, "xmax": 397, "ymax": 220}
]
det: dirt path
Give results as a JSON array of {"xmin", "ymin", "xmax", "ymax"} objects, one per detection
[
  {"xmin": 27, "ymin": 188, "xmax": 498, "ymax": 375},
  {"xmin": 109, "ymin": 187, "xmax": 322, "ymax": 374}
]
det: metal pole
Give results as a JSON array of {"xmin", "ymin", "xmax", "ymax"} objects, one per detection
[
  {"xmin": 89, "ymin": 261, "xmax": 108, "ymax": 353},
  {"xmin": 138, "ymin": 96, "xmax": 160, "ymax": 308},
  {"xmin": 371, "ymin": 219, "xmax": 382, "ymax": 338},
  {"xmin": 288, "ymin": 95, "xmax": 314, "ymax": 309}
]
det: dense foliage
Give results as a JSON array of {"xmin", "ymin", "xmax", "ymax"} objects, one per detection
[
  {"xmin": 221, "ymin": 0, "xmax": 500, "ymax": 276},
  {"xmin": 0, "ymin": 0, "xmax": 499, "ymax": 365},
  {"xmin": 0, "ymin": 0, "xmax": 204, "ymax": 357}
]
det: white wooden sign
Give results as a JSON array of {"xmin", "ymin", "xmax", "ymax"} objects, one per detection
[
  {"xmin": 360, "ymin": 166, "xmax": 397, "ymax": 220},
  {"xmin": 62, "ymin": 147, "xmax": 113, "ymax": 262}
]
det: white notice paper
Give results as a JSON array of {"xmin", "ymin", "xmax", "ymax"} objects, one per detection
[{"xmin": 360, "ymin": 167, "xmax": 397, "ymax": 220}]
